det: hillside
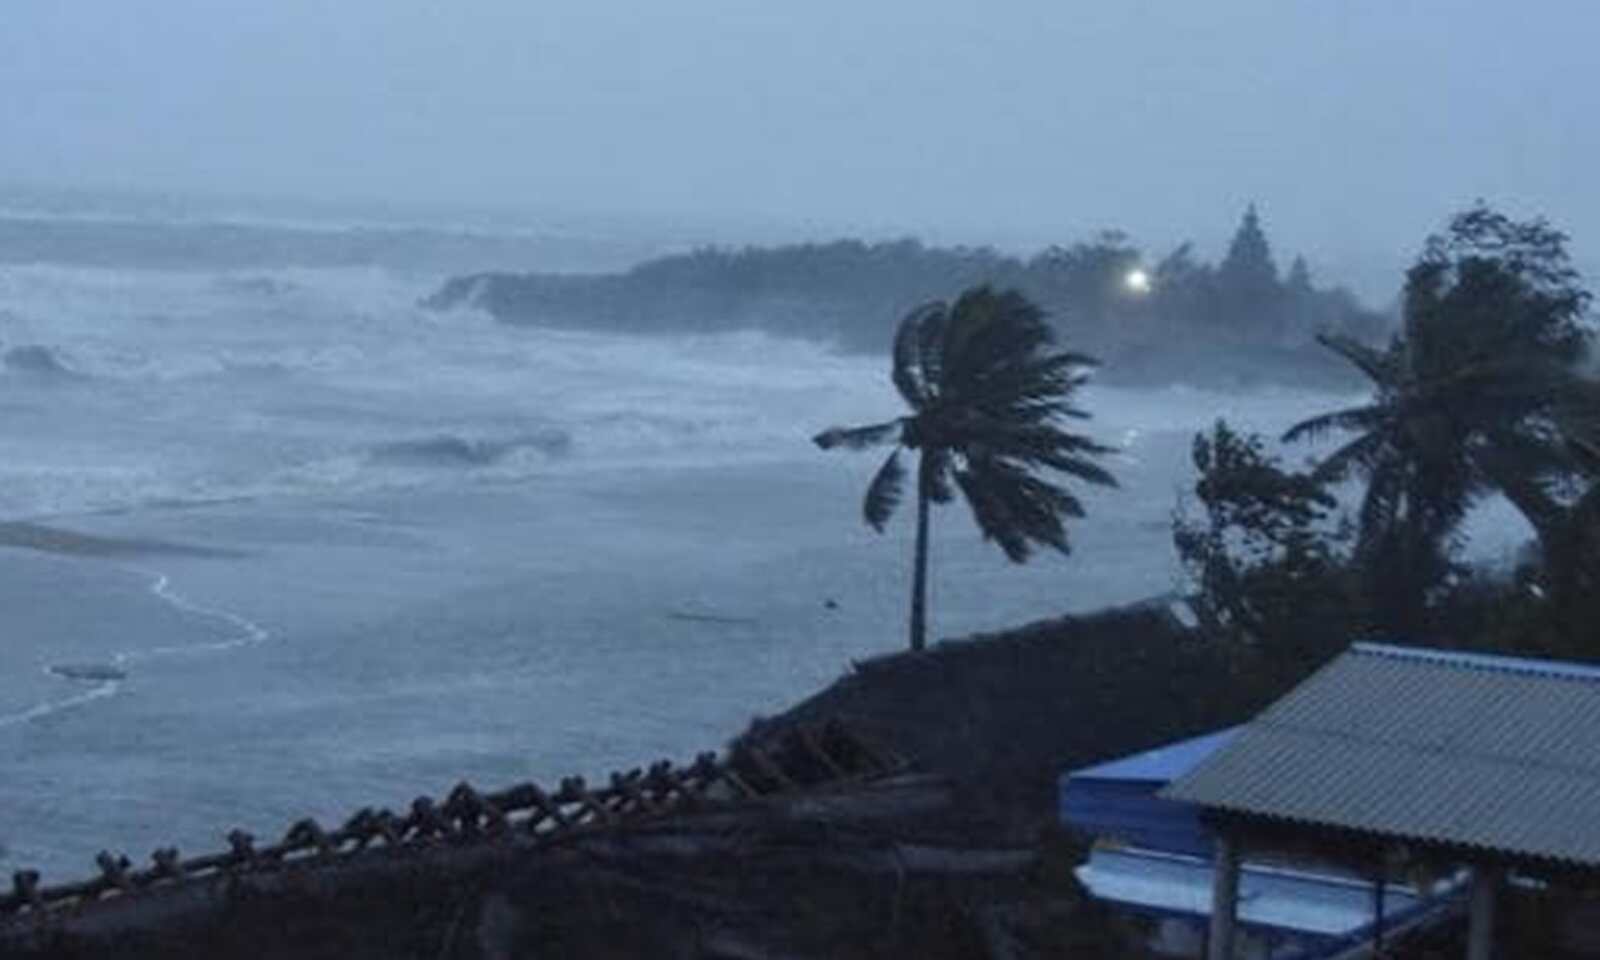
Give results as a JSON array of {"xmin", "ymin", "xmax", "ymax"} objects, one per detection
[{"xmin": 740, "ymin": 596, "xmax": 1330, "ymax": 836}]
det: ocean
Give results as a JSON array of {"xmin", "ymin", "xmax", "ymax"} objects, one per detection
[{"xmin": 0, "ymin": 209, "xmax": 1515, "ymax": 882}]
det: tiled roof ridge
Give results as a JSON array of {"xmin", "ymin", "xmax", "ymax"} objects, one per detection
[{"xmin": 1352, "ymin": 641, "xmax": 1600, "ymax": 684}]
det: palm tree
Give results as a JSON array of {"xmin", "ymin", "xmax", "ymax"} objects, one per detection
[
  {"xmin": 1283, "ymin": 208, "xmax": 1596, "ymax": 630},
  {"xmin": 1286, "ymin": 334, "xmax": 1600, "ymax": 633},
  {"xmin": 813, "ymin": 286, "xmax": 1117, "ymax": 651},
  {"xmin": 1284, "ymin": 336, "xmax": 1594, "ymax": 630}
]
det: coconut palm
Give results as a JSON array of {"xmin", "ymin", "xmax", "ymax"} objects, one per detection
[
  {"xmin": 1283, "ymin": 338, "xmax": 1594, "ymax": 630},
  {"xmin": 813, "ymin": 286, "xmax": 1117, "ymax": 651},
  {"xmin": 1283, "ymin": 338, "xmax": 1525, "ymax": 625},
  {"xmin": 1284, "ymin": 209, "xmax": 1597, "ymax": 630}
]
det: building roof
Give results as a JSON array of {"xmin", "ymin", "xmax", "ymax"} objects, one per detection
[
  {"xmin": 1069, "ymin": 726, "xmax": 1241, "ymax": 783},
  {"xmin": 1161, "ymin": 642, "xmax": 1600, "ymax": 868},
  {"xmin": 1060, "ymin": 729, "xmax": 1239, "ymax": 858}
]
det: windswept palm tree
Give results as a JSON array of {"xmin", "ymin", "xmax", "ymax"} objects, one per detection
[
  {"xmin": 813, "ymin": 286, "xmax": 1117, "ymax": 651},
  {"xmin": 1283, "ymin": 208, "xmax": 1596, "ymax": 631},
  {"xmin": 1284, "ymin": 332, "xmax": 1592, "ymax": 630}
]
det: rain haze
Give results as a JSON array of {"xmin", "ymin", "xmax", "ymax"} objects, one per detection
[
  {"xmin": 6, "ymin": 1, "xmax": 1600, "ymax": 289},
  {"xmin": 2, "ymin": 2, "xmax": 1600, "ymax": 957}
]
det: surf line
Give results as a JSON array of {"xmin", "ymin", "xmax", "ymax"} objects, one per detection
[
  {"xmin": 0, "ymin": 566, "xmax": 271, "ymax": 729},
  {"xmin": 0, "ymin": 679, "xmax": 121, "ymax": 730},
  {"xmin": 114, "ymin": 567, "xmax": 270, "ymax": 663}
]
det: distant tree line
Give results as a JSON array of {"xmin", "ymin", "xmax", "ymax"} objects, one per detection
[{"xmin": 426, "ymin": 207, "xmax": 1390, "ymax": 389}]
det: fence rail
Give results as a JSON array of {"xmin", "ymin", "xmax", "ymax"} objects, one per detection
[{"xmin": 1, "ymin": 721, "xmax": 899, "ymax": 924}]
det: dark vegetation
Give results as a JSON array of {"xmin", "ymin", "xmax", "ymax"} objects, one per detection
[
  {"xmin": 425, "ymin": 206, "xmax": 1389, "ymax": 389},
  {"xmin": 745, "ymin": 598, "xmax": 1317, "ymax": 834},
  {"xmin": 813, "ymin": 287, "xmax": 1118, "ymax": 651},
  {"xmin": 1176, "ymin": 205, "xmax": 1600, "ymax": 662}
]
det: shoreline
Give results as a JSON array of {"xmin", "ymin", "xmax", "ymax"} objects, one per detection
[
  {"xmin": 0, "ymin": 456, "xmax": 1179, "ymax": 880},
  {"xmin": 0, "ymin": 521, "xmax": 237, "ymax": 559}
]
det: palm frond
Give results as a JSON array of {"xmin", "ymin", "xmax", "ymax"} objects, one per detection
[
  {"xmin": 1311, "ymin": 430, "xmax": 1391, "ymax": 483},
  {"xmin": 1045, "ymin": 455, "xmax": 1120, "ymax": 488},
  {"xmin": 1317, "ymin": 332, "xmax": 1398, "ymax": 386},
  {"xmin": 813, "ymin": 419, "xmax": 904, "ymax": 451},
  {"xmin": 1552, "ymin": 392, "xmax": 1600, "ymax": 477},
  {"xmin": 993, "ymin": 428, "xmax": 1119, "ymax": 484},
  {"xmin": 1570, "ymin": 477, "xmax": 1600, "ymax": 531},
  {"xmin": 961, "ymin": 350, "xmax": 1098, "ymax": 401},
  {"xmin": 862, "ymin": 451, "xmax": 906, "ymax": 532},
  {"xmin": 1427, "ymin": 360, "xmax": 1593, "ymax": 419},
  {"xmin": 953, "ymin": 354, "xmax": 1098, "ymax": 418},
  {"xmin": 942, "ymin": 419, "xmax": 1119, "ymax": 486},
  {"xmin": 939, "ymin": 288, "xmax": 1055, "ymax": 396},
  {"xmin": 1282, "ymin": 404, "xmax": 1387, "ymax": 445},
  {"xmin": 953, "ymin": 466, "xmax": 1031, "ymax": 562},
  {"xmin": 891, "ymin": 303, "xmax": 941, "ymax": 409},
  {"xmin": 916, "ymin": 302, "xmax": 949, "ymax": 401},
  {"xmin": 964, "ymin": 457, "xmax": 1079, "ymax": 558},
  {"xmin": 1571, "ymin": 434, "xmax": 1600, "ymax": 475}
]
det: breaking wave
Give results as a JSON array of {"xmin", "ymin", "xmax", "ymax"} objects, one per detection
[
  {"xmin": 0, "ymin": 255, "xmax": 1367, "ymax": 523},
  {"xmin": 367, "ymin": 430, "xmax": 572, "ymax": 468},
  {"xmin": 3, "ymin": 344, "xmax": 83, "ymax": 381},
  {"xmin": 0, "ymin": 262, "xmax": 905, "ymax": 518}
]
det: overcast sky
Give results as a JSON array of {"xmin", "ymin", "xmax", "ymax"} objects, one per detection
[{"xmin": 3, "ymin": 1, "xmax": 1597, "ymax": 292}]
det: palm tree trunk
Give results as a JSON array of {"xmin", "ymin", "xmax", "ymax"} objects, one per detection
[{"xmin": 909, "ymin": 452, "xmax": 932, "ymax": 652}]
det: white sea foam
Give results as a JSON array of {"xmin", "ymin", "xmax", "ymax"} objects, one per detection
[
  {"xmin": 0, "ymin": 676, "xmax": 123, "ymax": 729},
  {"xmin": 0, "ymin": 564, "xmax": 272, "ymax": 728},
  {"xmin": 0, "ymin": 263, "xmax": 907, "ymax": 518},
  {"xmin": 120, "ymin": 568, "xmax": 271, "ymax": 660}
]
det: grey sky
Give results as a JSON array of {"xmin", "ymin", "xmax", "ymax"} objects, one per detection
[{"xmin": 4, "ymin": 1, "xmax": 1597, "ymax": 292}]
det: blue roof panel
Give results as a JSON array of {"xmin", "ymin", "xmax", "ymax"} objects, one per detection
[{"xmin": 1068, "ymin": 726, "xmax": 1241, "ymax": 783}]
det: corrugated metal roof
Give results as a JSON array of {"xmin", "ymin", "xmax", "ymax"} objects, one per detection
[{"xmin": 1161, "ymin": 643, "xmax": 1600, "ymax": 867}]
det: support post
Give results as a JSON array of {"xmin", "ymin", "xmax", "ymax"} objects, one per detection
[
  {"xmin": 1208, "ymin": 833, "xmax": 1241, "ymax": 960},
  {"xmin": 1373, "ymin": 872, "xmax": 1387, "ymax": 954},
  {"xmin": 1467, "ymin": 864, "xmax": 1500, "ymax": 960}
]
